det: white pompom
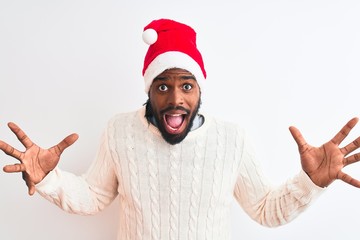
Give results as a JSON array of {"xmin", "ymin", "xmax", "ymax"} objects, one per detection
[{"xmin": 142, "ymin": 28, "xmax": 158, "ymax": 45}]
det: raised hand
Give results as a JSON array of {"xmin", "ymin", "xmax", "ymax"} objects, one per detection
[
  {"xmin": 0, "ymin": 122, "xmax": 78, "ymax": 195},
  {"xmin": 289, "ymin": 118, "xmax": 360, "ymax": 188}
]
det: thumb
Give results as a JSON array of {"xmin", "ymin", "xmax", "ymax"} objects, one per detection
[
  {"xmin": 289, "ymin": 126, "xmax": 307, "ymax": 153},
  {"xmin": 55, "ymin": 133, "xmax": 79, "ymax": 155},
  {"xmin": 25, "ymin": 178, "xmax": 36, "ymax": 196},
  {"xmin": 29, "ymin": 183, "xmax": 36, "ymax": 196}
]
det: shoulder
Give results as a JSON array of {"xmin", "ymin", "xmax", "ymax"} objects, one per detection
[
  {"xmin": 208, "ymin": 114, "xmax": 245, "ymax": 132},
  {"xmin": 202, "ymin": 113, "xmax": 247, "ymax": 138},
  {"xmin": 105, "ymin": 107, "xmax": 145, "ymax": 133},
  {"xmin": 108, "ymin": 108, "xmax": 142, "ymax": 123}
]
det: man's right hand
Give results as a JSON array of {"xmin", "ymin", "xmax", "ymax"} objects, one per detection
[{"xmin": 0, "ymin": 122, "xmax": 78, "ymax": 195}]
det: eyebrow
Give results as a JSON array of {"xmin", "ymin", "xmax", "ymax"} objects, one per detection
[{"xmin": 153, "ymin": 75, "xmax": 197, "ymax": 82}]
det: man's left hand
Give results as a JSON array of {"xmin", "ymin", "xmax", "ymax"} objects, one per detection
[{"xmin": 289, "ymin": 117, "xmax": 360, "ymax": 188}]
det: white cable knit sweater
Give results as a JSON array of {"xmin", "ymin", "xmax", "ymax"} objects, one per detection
[{"xmin": 36, "ymin": 106, "xmax": 324, "ymax": 240}]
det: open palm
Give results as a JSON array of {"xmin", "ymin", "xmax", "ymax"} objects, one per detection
[
  {"xmin": 289, "ymin": 118, "xmax": 360, "ymax": 188},
  {"xmin": 1, "ymin": 122, "xmax": 78, "ymax": 195}
]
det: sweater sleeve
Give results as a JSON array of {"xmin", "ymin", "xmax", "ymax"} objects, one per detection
[
  {"xmin": 233, "ymin": 130, "xmax": 325, "ymax": 227},
  {"xmin": 35, "ymin": 129, "xmax": 118, "ymax": 215}
]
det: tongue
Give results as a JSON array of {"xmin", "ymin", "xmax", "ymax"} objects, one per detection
[{"xmin": 166, "ymin": 115, "xmax": 183, "ymax": 128}]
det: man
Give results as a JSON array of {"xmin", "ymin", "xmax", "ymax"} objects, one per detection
[{"xmin": 1, "ymin": 19, "xmax": 360, "ymax": 240}]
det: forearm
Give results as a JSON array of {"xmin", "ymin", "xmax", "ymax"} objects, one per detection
[
  {"xmin": 236, "ymin": 169, "xmax": 324, "ymax": 227},
  {"xmin": 36, "ymin": 167, "xmax": 118, "ymax": 215}
]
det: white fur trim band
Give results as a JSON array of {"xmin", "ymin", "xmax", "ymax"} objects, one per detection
[{"xmin": 143, "ymin": 51, "xmax": 205, "ymax": 93}]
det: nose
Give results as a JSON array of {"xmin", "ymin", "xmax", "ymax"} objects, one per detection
[{"xmin": 168, "ymin": 88, "xmax": 184, "ymax": 106}]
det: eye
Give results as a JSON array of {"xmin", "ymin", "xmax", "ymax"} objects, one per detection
[
  {"xmin": 158, "ymin": 84, "xmax": 168, "ymax": 92},
  {"xmin": 183, "ymin": 83, "xmax": 193, "ymax": 91}
]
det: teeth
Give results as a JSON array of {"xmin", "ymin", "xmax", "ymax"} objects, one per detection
[{"xmin": 164, "ymin": 113, "xmax": 185, "ymax": 131}]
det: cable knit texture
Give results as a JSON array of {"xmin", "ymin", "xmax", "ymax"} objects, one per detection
[{"xmin": 36, "ymin": 107, "xmax": 324, "ymax": 240}]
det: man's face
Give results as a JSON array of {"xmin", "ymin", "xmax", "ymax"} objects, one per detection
[{"xmin": 148, "ymin": 68, "xmax": 201, "ymax": 145}]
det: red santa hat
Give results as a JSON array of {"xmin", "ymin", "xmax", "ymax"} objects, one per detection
[{"xmin": 142, "ymin": 19, "xmax": 207, "ymax": 93}]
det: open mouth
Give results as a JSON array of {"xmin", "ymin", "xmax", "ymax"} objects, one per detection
[{"xmin": 163, "ymin": 113, "xmax": 186, "ymax": 134}]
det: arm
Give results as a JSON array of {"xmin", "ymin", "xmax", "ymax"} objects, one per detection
[
  {"xmin": 1, "ymin": 122, "xmax": 119, "ymax": 214},
  {"xmin": 234, "ymin": 131, "xmax": 324, "ymax": 227},
  {"xmin": 35, "ymin": 131, "xmax": 119, "ymax": 215},
  {"xmin": 0, "ymin": 122, "xmax": 78, "ymax": 195},
  {"xmin": 234, "ymin": 118, "xmax": 360, "ymax": 227}
]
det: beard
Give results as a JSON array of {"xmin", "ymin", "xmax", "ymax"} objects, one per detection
[{"xmin": 145, "ymin": 98, "xmax": 201, "ymax": 145}]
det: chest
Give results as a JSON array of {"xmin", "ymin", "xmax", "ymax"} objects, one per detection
[{"xmin": 109, "ymin": 123, "xmax": 243, "ymax": 204}]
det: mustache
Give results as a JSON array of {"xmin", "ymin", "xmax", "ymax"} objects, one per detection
[{"xmin": 160, "ymin": 106, "xmax": 190, "ymax": 115}]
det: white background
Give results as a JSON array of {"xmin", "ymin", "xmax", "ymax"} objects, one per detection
[{"xmin": 1, "ymin": 0, "xmax": 360, "ymax": 239}]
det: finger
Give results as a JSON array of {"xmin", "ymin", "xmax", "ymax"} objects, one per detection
[
  {"xmin": 337, "ymin": 171, "xmax": 360, "ymax": 188},
  {"xmin": 331, "ymin": 117, "xmax": 359, "ymax": 145},
  {"xmin": 3, "ymin": 163, "xmax": 26, "ymax": 173},
  {"xmin": 344, "ymin": 153, "xmax": 360, "ymax": 166},
  {"xmin": 0, "ymin": 140, "xmax": 23, "ymax": 160},
  {"xmin": 8, "ymin": 122, "xmax": 34, "ymax": 149},
  {"xmin": 341, "ymin": 136, "xmax": 360, "ymax": 155},
  {"xmin": 289, "ymin": 126, "xmax": 308, "ymax": 154},
  {"xmin": 52, "ymin": 133, "xmax": 79, "ymax": 156}
]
